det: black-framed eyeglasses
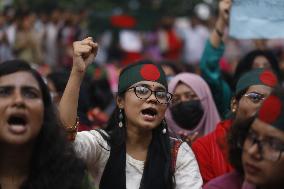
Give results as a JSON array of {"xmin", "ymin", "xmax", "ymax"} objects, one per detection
[
  {"xmin": 244, "ymin": 92, "xmax": 265, "ymax": 104},
  {"xmin": 244, "ymin": 130, "xmax": 284, "ymax": 162},
  {"xmin": 128, "ymin": 85, "xmax": 172, "ymax": 104}
]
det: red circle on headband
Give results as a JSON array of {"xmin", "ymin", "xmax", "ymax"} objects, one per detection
[
  {"xmin": 258, "ymin": 95, "xmax": 282, "ymax": 124},
  {"xmin": 140, "ymin": 64, "xmax": 160, "ymax": 81},
  {"xmin": 259, "ymin": 70, "xmax": 278, "ymax": 87}
]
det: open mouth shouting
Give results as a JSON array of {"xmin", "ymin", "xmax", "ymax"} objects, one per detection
[
  {"xmin": 7, "ymin": 113, "xmax": 28, "ymax": 134},
  {"xmin": 141, "ymin": 107, "xmax": 158, "ymax": 121}
]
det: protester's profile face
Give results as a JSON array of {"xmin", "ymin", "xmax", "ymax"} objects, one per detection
[
  {"xmin": 235, "ymin": 85, "xmax": 271, "ymax": 120},
  {"xmin": 172, "ymin": 82, "xmax": 199, "ymax": 106},
  {"xmin": 117, "ymin": 81, "xmax": 168, "ymax": 131},
  {"xmin": 242, "ymin": 118, "xmax": 284, "ymax": 187},
  {"xmin": 0, "ymin": 71, "xmax": 44, "ymax": 145},
  {"xmin": 252, "ymin": 56, "xmax": 271, "ymax": 69}
]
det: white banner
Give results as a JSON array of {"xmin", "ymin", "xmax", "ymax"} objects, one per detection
[{"xmin": 229, "ymin": 0, "xmax": 284, "ymax": 39}]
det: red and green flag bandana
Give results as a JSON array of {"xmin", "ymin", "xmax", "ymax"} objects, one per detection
[
  {"xmin": 118, "ymin": 60, "xmax": 167, "ymax": 93},
  {"xmin": 258, "ymin": 87, "xmax": 284, "ymax": 131},
  {"xmin": 236, "ymin": 68, "xmax": 278, "ymax": 95}
]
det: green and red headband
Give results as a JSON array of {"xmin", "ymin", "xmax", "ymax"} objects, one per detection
[
  {"xmin": 236, "ymin": 68, "xmax": 278, "ymax": 95},
  {"xmin": 118, "ymin": 60, "xmax": 167, "ymax": 93},
  {"xmin": 257, "ymin": 87, "xmax": 284, "ymax": 131}
]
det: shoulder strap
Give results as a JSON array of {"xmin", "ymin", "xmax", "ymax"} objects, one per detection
[
  {"xmin": 171, "ymin": 139, "xmax": 183, "ymax": 171},
  {"xmin": 95, "ymin": 129, "xmax": 110, "ymax": 140},
  {"xmin": 94, "ymin": 129, "xmax": 111, "ymax": 150}
]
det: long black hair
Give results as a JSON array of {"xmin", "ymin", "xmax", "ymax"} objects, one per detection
[
  {"xmin": 227, "ymin": 116, "xmax": 255, "ymax": 174},
  {"xmin": 0, "ymin": 60, "xmax": 89, "ymax": 189},
  {"xmin": 228, "ymin": 87, "xmax": 284, "ymax": 174},
  {"xmin": 99, "ymin": 91, "xmax": 175, "ymax": 189},
  {"xmin": 233, "ymin": 49, "xmax": 283, "ymax": 88}
]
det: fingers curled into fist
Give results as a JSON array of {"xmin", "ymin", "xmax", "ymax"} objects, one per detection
[{"xmin": 73, "ymin": 37, "xmax": 98, "ymax": 60}]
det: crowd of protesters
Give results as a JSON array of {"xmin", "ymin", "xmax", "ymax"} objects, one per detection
[
  {"xmin": 0, "ymin": 7, "xmax": 88, "ymax": 67},
  {"xmin": 1, "ymin": 0, "xmax": 284, "ymax": 188}
]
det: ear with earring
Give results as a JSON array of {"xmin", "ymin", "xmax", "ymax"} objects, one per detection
[
  {"xmin": 118, "ymin": 108, "xmax": 124, "ymax": 128},
  {"xmin": 162, "ymin": 119, "xmax": 167, "ymax": 134},
  {"xmin": 230, "ymin": 98, "xmax": 238, "ymax": 113}
]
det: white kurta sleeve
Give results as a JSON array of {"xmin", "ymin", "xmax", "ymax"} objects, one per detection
[
  {"xmin": 73, "ymin": 130, "xmax": 110, "ymax": 170},
  {"xmin": 174, "ymin": 142, "xmax": 203, "ymax": 189}
]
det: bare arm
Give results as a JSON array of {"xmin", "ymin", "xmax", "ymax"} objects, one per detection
[
  {"xmin": 210, "ymin": 0, "xmax": 231, "ymax": 48},
  {"xmin": 59, "ymin": 37, "xmax": 98, "ymax": 129},
  {"xmin": 199, "ymin": 0, "xmax": 233, "ymax": 118}
]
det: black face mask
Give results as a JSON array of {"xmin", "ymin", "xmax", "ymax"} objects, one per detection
[{"xmin": 170, "ymin": 100, "xmax": 204, "ymax": 130}]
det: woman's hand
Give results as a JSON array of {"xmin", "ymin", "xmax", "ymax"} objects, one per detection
[
  {"xmin": 59, "ymin": 37, "xmax": 98, "ymax": 132},
  {"xmin": 72, "ymin": 37, "xmax": 98, "ymax": 74},
  {"xmin": 218, "ymin": 0, "xmax": 232, "ymax": 24},
  {"xmin": 210, "ymin": 0, "xmax": 232, "ymax": 47}
]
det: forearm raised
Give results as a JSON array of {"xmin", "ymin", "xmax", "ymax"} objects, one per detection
[
  {"xmin": 59, "ymin": 37, "xmax": 98, "ymax": 130},
  {"xmin": 210, "ymin": 0, "xmax": 231, "ymax": 48},
  {"xmin": 59, "ymin": 69, "xmax": 84, "ymax": 129},
  {"xmin": 210, "ymin": 18, "xmax": 226, "ymax": 48}
]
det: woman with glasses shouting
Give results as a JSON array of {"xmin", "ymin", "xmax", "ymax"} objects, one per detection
[
  {"xmin": 59, "ymin": 37, "xmax": 203, "ymax": 189},
  {"xmin": 192, "ymin": 68, "xmax": 279, "ymax": 185},
  {"xmin": 204, "ymin": 87, "xmax": 284, "ymax": 189}
]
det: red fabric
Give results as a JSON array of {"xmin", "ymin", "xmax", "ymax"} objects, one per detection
[
  {"xmin": 78, "ymin": 123, "xmax": 91, "ymax": 132},
  {"xmin": 219, "ymin": 57, "xmax": 231, "ymax": 73},
  {"xmin": 259, "ymin": 70, "xmax": 278, "ymax": 87},
  {"xmin": 110, "ymin": 15, "xmax": 136, "ymax": 28},
  {"xmin": 258, "ymin": 95, "xmax": 282, "ymax": 124},
  {"xmin": 140, "ymin": 64, "xmax": 160, "ymax": 81},
  {"xmin": 164, "ymin": 30, "xmax": 182, "ymax": 60},
  {"xmin": 171, "ymin": 140, "xmax": 183, "ymax": 171},
  {"xmin": 192, "ymin": 120, "xmax": 234, "ymax": 185},
  {"xmin": 121, "ymin": 52, "xmax": 142, "ymax": 66}
]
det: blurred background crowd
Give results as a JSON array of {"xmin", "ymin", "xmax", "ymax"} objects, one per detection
[{"xmin": 1, "ymin": 0, "xmax": 284, "ymax": 130}]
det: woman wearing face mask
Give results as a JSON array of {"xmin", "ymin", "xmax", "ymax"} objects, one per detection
[
  {"xmin": 165, "ymin": 73, "xmax": 220, "ymax": 142},
  {"xmin": 59, "ymin": 37, "xmax": 203, "ymax": 189},
  {"xmin": 204, "ymin": 87, "xmax": 284, "ymax": 189},
  {"xmin": 192, "ymin": 68, "xmax": 279, "ymax": 184}
]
